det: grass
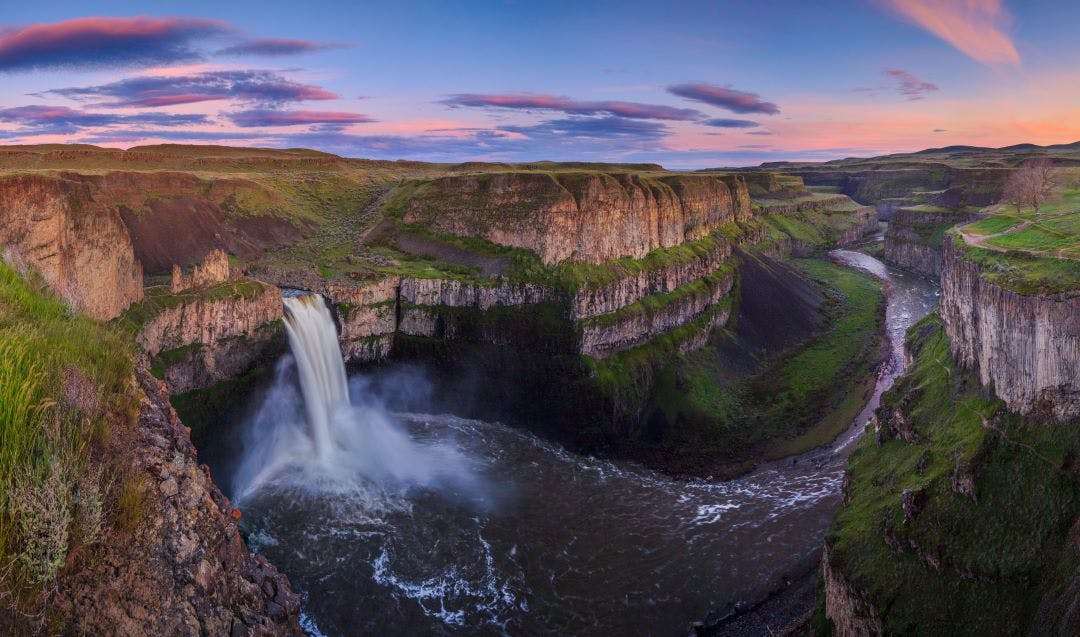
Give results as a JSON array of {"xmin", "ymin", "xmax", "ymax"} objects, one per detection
[
  {"xmin": 964, "ymin": 215, "xmax": 1021, "ymax": 236},
  {"xmin": 0, "ymin": 260, "xmax": 136, "ymax": 595},
  {"xmin": 951, "ymin": 233, "xmax": 1080, "ymax": 295},
  {"xmin": 823, "ymin": 313, "xmax": 1080, "ymax": 634},
  {"xmin": 957, "ymin": 172, "xmax": 1080, "ymax": 257}
]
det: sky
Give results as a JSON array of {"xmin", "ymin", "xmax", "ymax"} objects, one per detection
[{"xmin": 0, "ymin": 0, "xmax": 1077, "ymax": 168}]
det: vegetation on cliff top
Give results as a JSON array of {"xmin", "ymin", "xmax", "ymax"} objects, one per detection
[
  {"xmin": 118, "ymin": 279, "xmax": 268, "ymax": 335},
  {"xmin": 0, "ymin": 260, "xmax": 138, "ymax": 602},
  {"xmin": 824, "ymin": 314, "xmax": 1080, "ymax": 634}
]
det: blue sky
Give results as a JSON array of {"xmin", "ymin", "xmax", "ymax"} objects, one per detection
[{"xmin": 0, "ymin": 1, "xmax": 1076, "ymax": 167}]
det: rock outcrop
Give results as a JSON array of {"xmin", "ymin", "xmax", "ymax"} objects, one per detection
[
  {"xmin": 399, "ymin": 172, "xmax": 751, "ymax": 264},
  {"xmin": 56, "ymin": 363, "xmax": 301, "ymax": 635},
  {"xmin": 0, "ymin": 174, "xmax": 143, "ymax": 319},
  {"xmin": 940, "ymin": 236, "xmax": 1080, "ymax": 420},
  {"xmin": 172, "ymin": 248, "xmax": 234, "ymax": 292},
  {"xmin": 74, "ymin": 171, "xmax": 305, "ymax": 275}
]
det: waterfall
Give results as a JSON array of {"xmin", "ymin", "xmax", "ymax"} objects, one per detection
[
  {"xmin": 232, "ymin": 291, "xmax": 480, "ymax": 501},
  {"xmin": 283, "ymin": 294, "xmax": 349, "ymax": 459}
]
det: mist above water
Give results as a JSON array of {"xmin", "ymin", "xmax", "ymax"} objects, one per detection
[{"xmin": 232, "ymin": 294, "xmax": 481, "ymax": 502}]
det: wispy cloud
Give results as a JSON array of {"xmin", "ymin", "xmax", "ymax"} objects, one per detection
[
  {"xmin": 701, "ymin": 118, "xmax": 760, "ymax": 128},
  {"xmin": 884, "ymin": 68, "xmax": 939, "ymax": 100},
  {"xmin": 0, "ymin": 16, "xmax": 231, "ymax": 72},
  {"xmin": 217, "ymin": 37, "xmax": 346, "ymax": 57},
  {"xmin": 49, "ymin": 70, "xmax": 338, "ymax": 107},
  {"xmin": 0, "ymin": 105, "xmax": 208, "ymax": 134},
  {"xmin": 880, "ymin": 0, "xmax": 1020, "ymax": 65},
  {"xmin": 667, "ymin": 83, "xmax": 780, "ymax": 115},
  {"xmin": 442, "ymin": 92, "xmax": 701, "ymax": 121},
  {"xmin": 499, "ymin": 116, "xmax": 669, "ymax": 141},
  {"xmin": 228, "ymin": 109, "xmax": 374, "ymax": 127}
]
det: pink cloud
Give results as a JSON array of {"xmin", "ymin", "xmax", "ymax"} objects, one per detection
[
  {"xmin": 0, "ymin": 16, "xmax": 231, "ymax": 71},
  {"xmin": 881, "ymin": 0, "xmax": 1020, "ymax": 65},
  {"xmin": 229, "ymin": 109, "xmax": 374, "ymax": 127}
]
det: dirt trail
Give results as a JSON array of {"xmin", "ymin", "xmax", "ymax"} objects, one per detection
[{"xmin": 958, "ymin": 218, "xmax": 1079, "ymax": 261}]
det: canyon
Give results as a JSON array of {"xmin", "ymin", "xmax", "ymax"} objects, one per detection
[{"xmin": 4, "ymin": 140, "xmax": 1080, "ymax": 635}]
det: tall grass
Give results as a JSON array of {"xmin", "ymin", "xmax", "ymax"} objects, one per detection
[{"xmin": 0, "ymin": 260, "xmax": 134, "ymax": 595}]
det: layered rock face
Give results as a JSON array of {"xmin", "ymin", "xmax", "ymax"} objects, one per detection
[
  {"xmin": 400, "ymin": 172, "xmax": 751, "ymax": 264},
  {"xmin": 579, "ymin": 271, "xmax": 733, "ymax": 357},
  {"xmin": 135, "ymin": 281, "xmax": 284, "ymax": 394},
  {"xmin": 940, "ymin": 236, "xmax": 1080, "ymax": 420},
  {"xmin": 570, "ymin": 238, "xmax": 731, "ymax": 319},
  {"xmin": 0, "ymin": 174, "xmax": 143, "ymax": 319},
  {"xmin": 56, "ymin": 363, "xmax": 301, "ymax": 635},
  {"xmin": 883, "ymin": 208, "xmax": 978, "ymax": 276}
]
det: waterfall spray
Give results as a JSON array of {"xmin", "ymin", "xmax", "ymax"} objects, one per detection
[
  {"xmin": 282, "ymin": 295, "xmax": 348, "ymax": 458},
  {"xmin": 232, "ymin": 292, "xmax": 481, "ymax": 500}
]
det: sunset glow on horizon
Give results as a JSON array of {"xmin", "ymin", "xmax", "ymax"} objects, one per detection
[{"xmin": 0, "ymin": 0, "xmax": 1076, "ymax": 167}]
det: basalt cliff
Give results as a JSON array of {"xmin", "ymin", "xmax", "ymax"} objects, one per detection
[
  {"xmin": 397, "ymin": 172, "xmax": 752, "ymax": 264},
  {"xmin": 940, "ymin": 235, "xmax": 1080, "ymax": 421}
]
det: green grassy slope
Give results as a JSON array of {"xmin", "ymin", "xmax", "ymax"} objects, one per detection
[
  {"xmin": 824, "ymin": 314, "xmax": 1080, "ymax": 634},
  {"xmin": 0, "ymin": 261, "xmax": 139, "ymax": 599}
]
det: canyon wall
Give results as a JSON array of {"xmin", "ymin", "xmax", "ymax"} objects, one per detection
[
  {"xmin": 796, "ymin": 166, "xmax": 1008, "ymax": 218},
  {"xmin": 940, "ymin": 236, "xmax": 1080, "ymax": 420},
  {"xmin": 399, "ymin": 172, "xmax": 752, "ymax": 264},
  {"xmin": 0, "ymin": 174, "xmax": 143, "ymax": 319},
  {"xmin": 883, "ymin": 208, "xmax": 979, "ymax": 276},
  {"xmin": 569, "ymin": 237, "xmax": 731, "ymax": 319},
  {"xmin": 579, "ymin": 270, "xmax": 733, "ymax": 357}
]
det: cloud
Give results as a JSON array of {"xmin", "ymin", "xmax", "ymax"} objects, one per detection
[
  {"xmin": 747, "ymin": 130, "xmax": 774, "ymax": 136},
  {"xmin": 933, "ymin": 128, "xmax": 948, "ymax": 133},
  {"xmin": 442, "ymin": 92, "xmax": 701, "ymax": 121},
  {"xmin": 228, "ymin": 109, "xmax": 374, "ymax": 127},
  {"xmin": 667, "ymin": 83, "xmax": 780, "ymax": 115},
  {"xmin": 217, "ymin": 38, "xmax": 345, "ymax": 57},
  {"xmin": 880, "ymin": 0, "xmax": 1020, "ymax": 65},
  {"xmin": 49, "ymin": 69, "xmax": 338, "ymax": 107},
  {"xmin": 702, "ymin": 118, "xmax": 760, "ymax": 128},
  {"xmin": 884, "ymin": 68, "xmax": 939, "ymax": 100},
  {"xmin": 78, "ymin": 129, "xmax": 272, "ymax": 145},
  {"xmin": 0, "ymin": 16, "xmax": 231, "ymax": 72},
  {"xmin": 0, "ymin": 105, "xmax": 208, "ymax": 134},
  {"xmin": 499, "ymin": 116, "xmax": 669, "ymax": 141}
]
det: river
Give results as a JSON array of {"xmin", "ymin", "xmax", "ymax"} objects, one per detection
[{"xmin": 201, "ymin": 250, "xmax": 938, "ymax": 636}]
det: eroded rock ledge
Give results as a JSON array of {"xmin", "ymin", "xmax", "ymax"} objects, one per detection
[
  {"xmin": 0, "ymin": 174, "xmax": 143, "ymax": 319},
  {"xmin": 940, "ymin": 235, "xmax": 1080, "ymax": 420}
]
